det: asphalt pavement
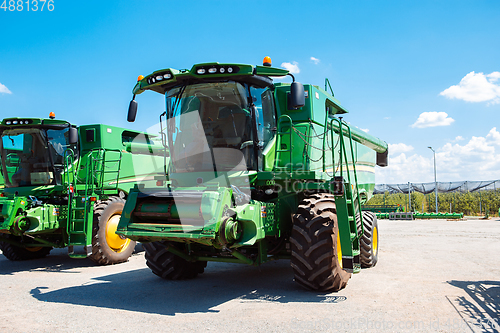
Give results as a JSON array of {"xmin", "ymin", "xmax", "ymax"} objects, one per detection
[{"xmin": 1, "ymin": 218, "xmax": 499, "ymax": 332}]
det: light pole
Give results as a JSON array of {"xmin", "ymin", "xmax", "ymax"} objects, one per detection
[
  {"xmin": 408, "ymin": 182, "xmax": 412, "ymax": 212},
  {"xmin": 428, "ymin": 147, "xmax": 438, "ymax": 213}
]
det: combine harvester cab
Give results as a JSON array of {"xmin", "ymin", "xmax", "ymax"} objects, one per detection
[
  {"xmin": 118, "ymin": 57, "xmax": 388, "ymax": 291},
  {"xmin": 0, "ymin": 115, "xmax": 166, "ymax": 264}
]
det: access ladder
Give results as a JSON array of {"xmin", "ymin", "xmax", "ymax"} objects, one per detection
[{"xmin": 64, "ymin": 149, "xmax": 122, "ymax": 258}]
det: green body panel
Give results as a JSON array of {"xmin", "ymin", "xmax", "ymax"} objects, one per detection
[
  {"xmin": 0, "ymin": 118, "xmax": 166, "ymax": 253},
  {"xmin": 117, "ymin": 61, "xmax": 388, "ymax": 270},
  {"xmin": 75, "ymin": 124, "xmax": 165, "ymax": 190},
  {"xmin": 0, "ymin": 195, "xmax": 60, "ymax": 235},
  {"xmin": 271, "ymin": 84, "xmax": 380, "ymax": 201}
]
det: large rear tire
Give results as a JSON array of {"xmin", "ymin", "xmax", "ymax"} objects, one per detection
[
  {"xmin": 89, "ymin": 197, "xmax": 136, "ymax": 265},
  {"xmin": 143, "ymin": 241, "xmax": 207, "ymax": 280},
  {"xmin": 0, "ymin": 235, "xmax": 52, "ymax": 261},
  {"xmin": 290, "ymin": 193, "xmax": 351, "ymax": 292},
  {"xmin": 359, "ymin": 211, "xmax": 379, "ymax": 268}
]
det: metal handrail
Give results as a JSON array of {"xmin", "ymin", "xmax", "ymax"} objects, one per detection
[{"xmin": 274, "ymin": 115, "xmax": 294, "ymax": 173}]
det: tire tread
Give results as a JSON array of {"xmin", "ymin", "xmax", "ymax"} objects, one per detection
[
  {"xmin": 290, "ymin": 193, "xmax": 351, "ymax": 292},
  {"xmin": 143, "ymin": 241, "xmax": 207, "ymax": 280}
]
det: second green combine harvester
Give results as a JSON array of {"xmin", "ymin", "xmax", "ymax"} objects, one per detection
[
  {"xmin": 118, "ymin": 57, "xmax": 389, "ymax": 291},
  {"xmin": 0, "ymin": 115, "xmax": 165, "ymax": 264}
]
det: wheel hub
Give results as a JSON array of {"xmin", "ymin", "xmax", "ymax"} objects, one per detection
[{"xmin": 105, "ymin": 215, "xmax": 131, "ymax": 253}]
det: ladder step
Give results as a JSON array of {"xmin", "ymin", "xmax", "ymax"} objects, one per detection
[
  {"xmin": 68, "ymin": 245, "xmax": 91, "ymax": 258},
  {"xmin": 69, "ymin": 231, "xmax": 86, "ymax": 235}
]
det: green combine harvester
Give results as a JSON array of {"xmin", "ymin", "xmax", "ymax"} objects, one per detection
[
  {"xmin": 117, "ymin": 57, "xmax": 389, "ymax": 291},
  {"xmin": 0, "ymin": 115, "xmax": 165, "ymax": 264}
]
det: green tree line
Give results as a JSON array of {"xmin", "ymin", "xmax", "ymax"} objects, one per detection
[{"xmin": 366, "ymin": 190, "xmax": 500, "ymax": 216}]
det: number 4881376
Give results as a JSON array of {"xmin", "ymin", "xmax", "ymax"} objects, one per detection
[{"xmin": 1, "ymin": 0, "xmax": 55, "ymax": 11}]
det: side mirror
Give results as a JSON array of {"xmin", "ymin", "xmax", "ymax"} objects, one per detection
[
  {"xmin": 289, "ymin": 82, "xmax": 305, "ymax": 109},
  {"xmin": 376, "ymin": 150, "xmax": 388, "ymax": 167},
  {"xmin": 68, "ymin": 127, "xmax": 78, "ymax": 145},
  {"xmin": 128, "ymin": 100, "xmax": 138, "ymax": 122}
]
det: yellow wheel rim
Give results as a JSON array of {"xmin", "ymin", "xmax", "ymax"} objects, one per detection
[
  {"xmin": 373, "ymin": 226, "xmax": 378, "ymax": 256},
  {"xmin": 105, "ymin": 215, "xmax": 131, "ymax": 253},
  {"xmin": 337, "ymin": 232, "xmax": 343, "ymax": 268},
  {"xmin": 26, "ymin": 247, "xmax": 43, "ymax": 252}
]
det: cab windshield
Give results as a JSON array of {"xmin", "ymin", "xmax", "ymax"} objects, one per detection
[
  {"xmin": 165, "ymin": 81, "xmax": 275, "ymax": 173},
  {"xmin": 0, "ymin": 126, "xmax": 77, "ymax": 187}
]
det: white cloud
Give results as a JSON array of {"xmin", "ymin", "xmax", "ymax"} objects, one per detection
[
  {"xmin": 389, "ymin": 143, "xmax": 414, "ymax": 154},
  {"xmin": 310, "ymin": 57, "xmax": 320, "ymax": 65},
  {"xmin": 440, "ymin": 71, "xmax": 500, "ymax": 105},
  {"xmin": 411, "ymin": 111, "xmax": 454, "ymax": 128},
  {"xmin": 376, "ymin": 153, "xmax": 432, "ymax": 184},
  {"xmin": 384, "ymin": 116, "xmax": 391, "ymax": 120},
  {"xmin": 452, "ymin": 135, "xmax": 464, "ymax": 142},
  {"xmin": 281, "ymin": 61, "xmax": 300, "ymax": 74},
  {"xmin": 0, "ymin": 82, "xmax": 12, "ymax": 94},
  {"xmin": 376, "ymin": 127, "xmax": 500, "ymax": 184},
  {"xmin": 486, "ymin": 127, "xmax": 500, "ymax": 145},
  {"xmin": 360, "ymin": 128, "xmax": 369, "ymax": 133}
]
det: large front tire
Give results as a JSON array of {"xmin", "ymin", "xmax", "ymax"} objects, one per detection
[
  {"xmin": 0, "ymin": 235, "xmax": 52, "ymax": 261},
  {"xmin": 143, "ymin": 241, "xmax": 207, "ymax": 280},
  {"xmin": 89, "ymin": 197, "xmax": 136, "ymax": 265},
  {"xmin": 359, "ymin": 211, "xmax": 379, "ymax": 268},
  {"xmin": 290, "ymin": 193, "xmax": 351, "ymax": 292}
]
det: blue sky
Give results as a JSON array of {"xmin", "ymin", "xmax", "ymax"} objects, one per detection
[{"xmin": 1, "ymin": 0, "xmax": 499, "ymax": 184}]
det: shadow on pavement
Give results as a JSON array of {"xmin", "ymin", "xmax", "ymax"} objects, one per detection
[
  {"xmin": 448, "ymin": 280, "xmax": 500, "ymax": 332},
  {"xmin": 30, "ymin": 260, "xmax": 347, "ymax": 316},
  {"xmin": 0, "ymin": 243, "xmax": 144, "ymax": 275},
  {"xmin": 0, "ymin": 248, "xmax": 95, "ymax": 275}
]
